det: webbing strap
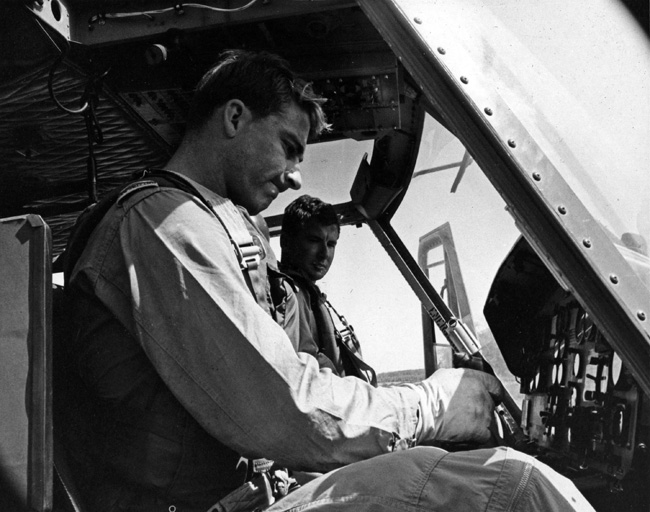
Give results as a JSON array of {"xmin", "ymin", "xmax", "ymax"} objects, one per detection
[
  {"xmin": 204, "ymin": 195, "xmax": 269, "ymax": 307},
  {"xmin": 204, "ymin": 194, "xmax": 261, "ymax": 272},
  {"xmin": 63, "ymin": 169, "xmax": 265, "ymax": 304},
  {"xmin": 143, "ymin": 170, "xmax": 259, "ymax": 269},
  {"xmin": 140, "ymin": 170, "xmax": 265, "ymax": 304},
  {"xmin": 60, "ymin": 170, "xmax": 279, "ymax": 489}
]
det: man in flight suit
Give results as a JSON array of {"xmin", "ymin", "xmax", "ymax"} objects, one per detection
[
  {"xmin": 61, "ymin": 49, "xmax": 594, "ymax": 511},
  {"xmin": 279, "ymin": 194, "xmax": 376, "ymax": 384}
]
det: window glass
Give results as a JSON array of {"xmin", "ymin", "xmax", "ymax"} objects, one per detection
[{"xmin": 391, "ymin": 114, "xmax": 522, "ymax": 399}]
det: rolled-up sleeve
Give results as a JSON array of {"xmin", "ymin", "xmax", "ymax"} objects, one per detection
[{"xmin": 78, "ymin": 188, "xmax": 420, "ymax": 472}]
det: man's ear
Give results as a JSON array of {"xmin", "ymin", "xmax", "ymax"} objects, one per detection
[{"xmin": 223, "ymin": 99, "xmax": 249, "ymax": 137}]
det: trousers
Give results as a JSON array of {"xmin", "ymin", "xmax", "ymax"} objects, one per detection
[{"xmin": 265, "ymin": 446, "xmax": 594, "ymax": 512}]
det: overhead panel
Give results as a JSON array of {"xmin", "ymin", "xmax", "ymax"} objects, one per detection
[{"xmin": 120, "ymin": 89, "xmax": 193, "ymax": 146}]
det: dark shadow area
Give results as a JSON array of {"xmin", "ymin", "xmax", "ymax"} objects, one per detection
[{"xmin": 621, "ymin": 0, "xmax": 649, "ymax": 35}]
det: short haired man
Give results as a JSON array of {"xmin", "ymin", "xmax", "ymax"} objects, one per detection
[
  {"xmin": 280, "ymin": 194, "xmax": 375, "ymax": 383},
  {"xmin": 60, "ymin": 49, "xmax": 593, "ymax": 512}
]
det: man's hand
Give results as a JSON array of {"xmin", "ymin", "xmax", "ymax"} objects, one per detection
[{"xmin": 411, "ymin": 368, "xmax": 504, "ymax": 445}]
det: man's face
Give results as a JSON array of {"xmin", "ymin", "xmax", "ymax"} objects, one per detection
[
  {"xmin": 226, "ymin": 102, "xmax": 309, "ymax": 215},
  {"xmin": 283, "ymin": 220, "xmax": 339, "ymax": 282}
]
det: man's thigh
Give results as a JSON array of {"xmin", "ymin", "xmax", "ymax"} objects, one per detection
[{"xmin": 268, "ymin": 446, "xmax": 594, "ymax": 512}]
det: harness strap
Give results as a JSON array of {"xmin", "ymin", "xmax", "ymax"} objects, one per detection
[
  {"xmin": 141, "ymin": 170, "xmax": 263, "ymax": 298},
  {"xmin": 323, "ymin": 298, "xmax": 378, "ymax": 387},
  {"xmin": 60, "ymin": 169, "xmax": 276, "ymax": 487},
  {"xmin": 289, "ymin": 271, "xmax": 378, "ymax": 387},
  {"xmin": 63, "ymin": 168, "xmax": 264, "ymax": 302}
]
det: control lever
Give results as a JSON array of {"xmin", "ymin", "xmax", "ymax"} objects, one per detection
[{"xmin": 367, "ymin": 217, "xmax": 529, "ymax": 451}]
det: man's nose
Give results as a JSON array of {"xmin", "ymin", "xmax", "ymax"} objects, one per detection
[
  {"xmin": 317, "ymin": 244, "xmax": 329, "ymax": 258},
  {"xmin": 285, "ymin": 168, "xmax": 302, "ymax": 190}
]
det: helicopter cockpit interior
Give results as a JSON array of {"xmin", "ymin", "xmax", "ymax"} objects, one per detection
[{"xmin": 1, "ymin": 1, "xmax": 648, "ymax": 511}]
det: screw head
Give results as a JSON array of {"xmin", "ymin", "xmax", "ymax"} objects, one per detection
[
  {"xmin": 638, "ymin": 311, "xmax": 647, "ymax": 321},
  {"xmin": 460, "ymin": 76, "xmax": 469, "ymax": 84},
  {"xmin": 532, "ymin": 172, "xmax": 541, "ymax": 181},
  {"xmin": 484, "ymin": 107, "xmax": 493, "ymax": 116},
  {"xmin": 583, "ymin": 238, "xmax": 592, "ymax": 248},
  {"xmin": 437, "ymin": 47, "xmax": 446, "ymax": 55},
  {"xmin": 558, "ymin": 205, "xmax": 567, "ymax": 215},
  {"xmin": 414, "ymin": 17, "xmax": 423, "ymax": 24},
  {"xmin": 610, "ymin": 274, "xmax": 619, "ymax": 284},
  {"xmin": 507, "ymin": 139, "xmax": 517, "ymax": 148}
]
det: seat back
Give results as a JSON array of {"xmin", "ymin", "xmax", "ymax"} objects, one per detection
[{"xmin": 0, "ymin": 215, "xmax": 53, "ymax": 511}]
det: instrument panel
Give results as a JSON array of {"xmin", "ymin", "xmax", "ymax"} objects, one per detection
[
  {"xmin": 484, "ymin": 238, "xmax": 649, "ymax": 507},
  {"xmin": 521, "ymin": 300, "xmax": 641, "ymax": 483}
]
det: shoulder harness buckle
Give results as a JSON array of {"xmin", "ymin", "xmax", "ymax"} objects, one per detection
[{"xmin": 239, "ymin": 242, "xmax": 261, "ymax": 271}]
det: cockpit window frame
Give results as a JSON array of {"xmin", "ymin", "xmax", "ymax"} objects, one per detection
[{"xmin": 357, "ymin": 0, "xmax": 650, "ymax": 394}]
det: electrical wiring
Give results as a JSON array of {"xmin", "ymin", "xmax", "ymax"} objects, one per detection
[
  {"xmin": 31, "ymin": 14, "xmax": 107, "ymax": 201},
  {"xmin": 91, "ymin": 0, "xmax": 259, "ymax": 24},
  {"xmin": 33, "ymin": 16, "xmax": 90, "ymax": 115}
]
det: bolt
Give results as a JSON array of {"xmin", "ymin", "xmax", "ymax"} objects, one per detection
[
  {"xmin": 508, "ymin": 139, "xmax": 517, "ymax": 148},
  {"xmin": 638, "ymin": 311, "xmax": 647, "ymax": 321},
  {"xmin": 583, "ymin": 239, "xmax": 592, "ymax": 248},
  {"xmin": 610, "ymin": 274, "xmax": 619, "ymax": 284},
  {"xmin": 558, "ymin": 205, "xmax": 567, "ymax": 215},
  {"xmin": 437, "ymin": 47, "xmax": 446, "ymax": 55},
  {"xmin": 484, "ymin": 107, "xmax": 493, "ymax": 116},
  {"xmin": 532, "ymin": 172, "xmax": 541, "ymax": 181},
  {"xmin": 460, "ymin": 76, "xmax": 469, "ymax": 84}
]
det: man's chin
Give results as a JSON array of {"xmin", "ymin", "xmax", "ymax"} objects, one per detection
[
  {"xmin": 309, "ymin": 269, "xmax": 327, "ymax": 282},
  {"xmin": 245, "ymin": 197, "xmax": 272, "ymax": 216}
]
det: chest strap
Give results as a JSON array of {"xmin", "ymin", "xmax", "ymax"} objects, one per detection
[
  {"xmin": 62, "ymin": 169, "xmax": 265, "ymax": 304},
  {"xmin": 141, "ymin": 169, "xmax": 261, "ymax": 273},
  {"xmin": 202, "ymin": 193, "xmax": 268, "ymax": 307}
]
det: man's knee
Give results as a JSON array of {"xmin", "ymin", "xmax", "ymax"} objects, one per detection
[{"xmin": 269, "ymin": 447, "xmax": 595, "ymax": 511}]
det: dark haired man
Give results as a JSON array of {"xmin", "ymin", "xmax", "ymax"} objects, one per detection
[
  {"xmin": 60, "ymin": 49, "xmax": 593, "ymax": 512},
  {"xmin": 279, "ymin": 194, "xmax": 375, "ymax": 383},
  {"xmin": 61, "ymin": 49, "xmax": 328, "ymax": 511}
]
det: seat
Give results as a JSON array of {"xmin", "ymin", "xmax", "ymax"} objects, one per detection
[
  {"xmin": 0, "ymin": 215, "xmax": 53, "ymax": 511},
  {"xmin": 0, "ymin": 214, "xmax": 87, "ymax": 512}
]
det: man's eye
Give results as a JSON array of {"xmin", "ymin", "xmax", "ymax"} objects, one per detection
[{"xmin": 285, "ymin": 143, "xmax": 297, "ymax": 159}]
